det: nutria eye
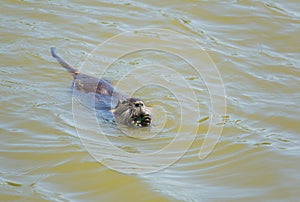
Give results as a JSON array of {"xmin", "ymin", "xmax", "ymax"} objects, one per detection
[{"xmin": 134, "ymin": 103, "xmax": 143, "ymax": 107}]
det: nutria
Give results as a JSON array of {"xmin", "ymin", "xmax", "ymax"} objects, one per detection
[{"xmin": 50, "ymin": 47, "xmax": 151, "ymax": 127}]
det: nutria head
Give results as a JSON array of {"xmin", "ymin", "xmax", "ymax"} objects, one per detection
[{"xmin": 112, "ymin": 98, "xmax": 152, "ymax": 127}]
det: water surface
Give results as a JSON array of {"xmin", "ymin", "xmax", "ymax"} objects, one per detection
[{"xmin": 1, "ymin": 0, "xmax": 300, "ymax": 201}]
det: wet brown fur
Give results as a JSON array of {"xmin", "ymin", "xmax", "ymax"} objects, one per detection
[{"xmin": 51, "ymin": 47, "xmax": 151, "ymax": 127}]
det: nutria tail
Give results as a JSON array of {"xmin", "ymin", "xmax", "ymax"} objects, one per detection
[{"xmin": 51, "ymin": 47, "xmax": 79, "ymax": 77}]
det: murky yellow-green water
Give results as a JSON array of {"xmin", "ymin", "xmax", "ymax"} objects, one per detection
[{"xmin": 1, "ymin": 0, "xmax": 300, "ymax": 201}]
